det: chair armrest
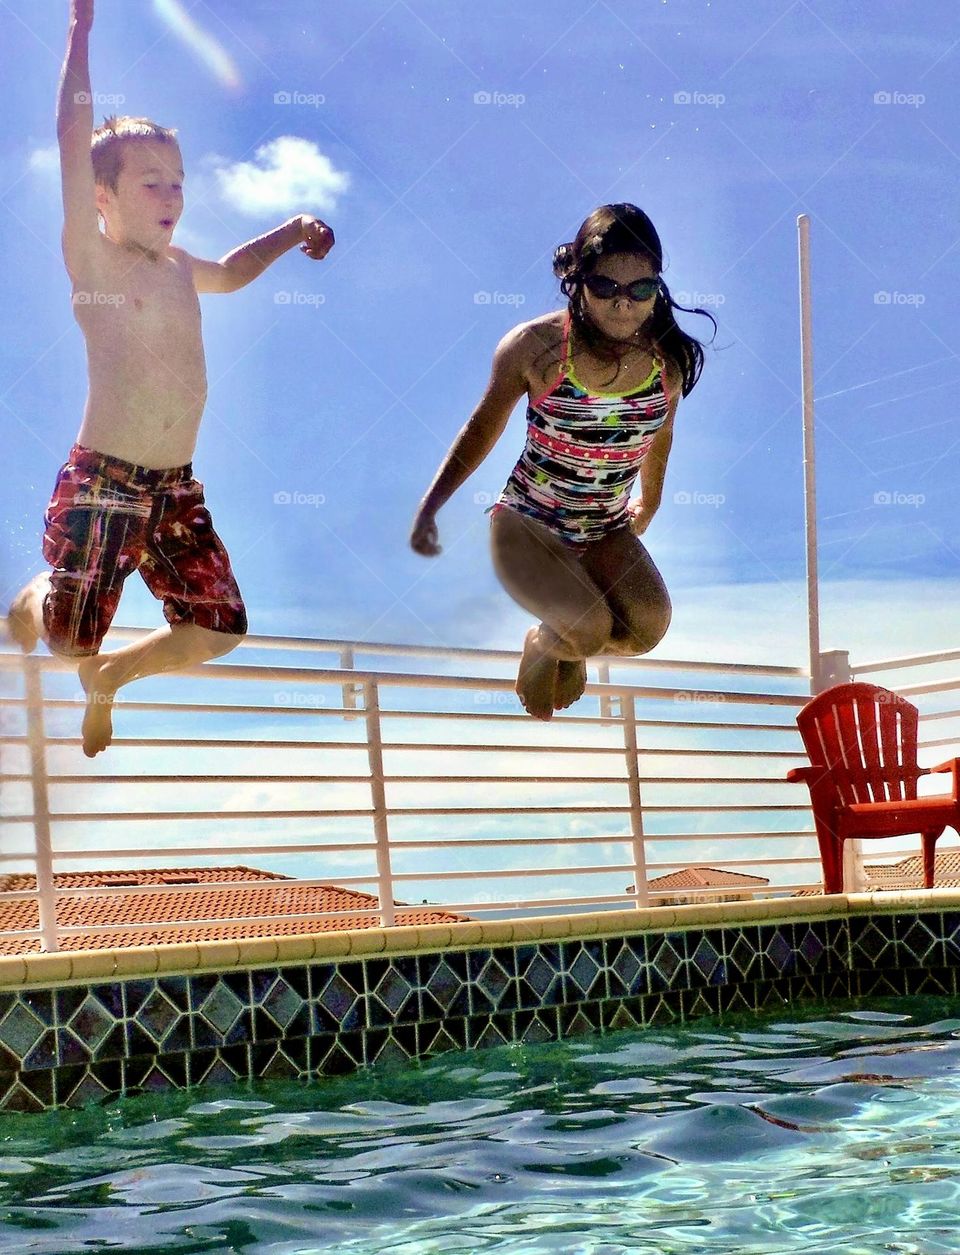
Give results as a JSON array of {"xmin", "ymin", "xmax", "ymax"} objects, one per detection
[
  {"xmin": 925, "ymin": 757, "xmax": 960, "ymax": 800},
  {"xmin": 927, "ymin": 758, "xmax": 960, "ymax": 774},
  {"xmin": 786, "ymin": 766, "xmax": 818, "ymax": 783}
]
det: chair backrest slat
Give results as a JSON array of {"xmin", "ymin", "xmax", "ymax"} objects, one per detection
[{"xmin": 797, "ymin": 682, "xmax": 920, "ymax": 808}]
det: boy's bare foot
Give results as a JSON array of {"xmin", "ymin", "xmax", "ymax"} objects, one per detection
[
  {"xmin": 516, "ymin": 626, "xmax": 558, "ymax": 721},
  {"xmin": 554, "ymin": 659, "xmax": 587, "ymax": 711},
  {"xmin": 6, "ymin": 574, "xmax": 50, "ymax": 654},
  {"xmin": 77, "ymin": 655, "xmax": 117, "ymax": 757}
]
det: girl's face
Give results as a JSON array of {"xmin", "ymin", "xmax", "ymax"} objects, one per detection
[{"xmin": 581, "ymin": 252, "xmax": 660, "ymax": 344}]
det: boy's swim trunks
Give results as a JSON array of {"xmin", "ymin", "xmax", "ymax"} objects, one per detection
[{"xmin": 41, "ymin": 443, "xmax": 247, "ymax": 656}]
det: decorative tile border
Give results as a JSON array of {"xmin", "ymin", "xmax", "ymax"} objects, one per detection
[{"xmin": 1, "ymin": 892, "xmax": 958, "ymax": 1111}]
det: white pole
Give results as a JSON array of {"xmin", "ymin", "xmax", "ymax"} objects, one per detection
[{"xmin": 798, "ymin": 215, "xmax": 821, "ymax": 692}]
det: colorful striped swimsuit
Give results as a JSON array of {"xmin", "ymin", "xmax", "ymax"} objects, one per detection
[{"xmin": 488, "ymin": 314, "xmax": 673, "ymax": 547}]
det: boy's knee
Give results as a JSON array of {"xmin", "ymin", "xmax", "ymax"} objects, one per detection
[{"xmin": 203, "ymin": 628, "xmax": 246, "ymax": 660}]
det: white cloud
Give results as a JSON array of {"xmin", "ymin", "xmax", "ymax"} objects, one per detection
[
  {"xmin": 27, "ymin": 144, "xmax": 59, "ymax": 176},
  {"xmin": 209, "ymin": 136, "xmax": 349, "ymax": 217}
]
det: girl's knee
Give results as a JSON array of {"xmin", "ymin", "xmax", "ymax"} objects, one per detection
[
  {"xmin": 614, "ymin": 601, "xmax": 672, "ymax": 656},
  {"xmin": 556, "ymin": 604, "xmax": 615, "ymax": 659}
]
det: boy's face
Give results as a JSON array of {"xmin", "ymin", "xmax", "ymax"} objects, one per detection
[{"xmin": 96, "ymin": 139, "xmax": 184, "ymax": 251}]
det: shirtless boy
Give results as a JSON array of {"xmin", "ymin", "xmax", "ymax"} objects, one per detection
[{"xmin": 7, "ymin": 0, "xmax": 334, "ymax": 756}]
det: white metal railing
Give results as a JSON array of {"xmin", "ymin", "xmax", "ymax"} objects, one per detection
[{"xmin": 0, "ymin": 626, "xmax": 829, "ymax": 952}]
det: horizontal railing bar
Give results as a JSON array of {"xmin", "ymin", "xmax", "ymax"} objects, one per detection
[
  {"xmin": 0, "ymin": 832, "xmax": 818, "ymax": 864},
  {"xmin": 0, "ymin": 622, "xmax": 810, "ymax": 675},
  {"xmin": 0, "ymin": 735, "xmax": 803, "ymax": 757},
  {"xmin": 3, "ymin": 772, "xmax": 806, "ymax": 787},
  {"xmin": 852, "ymin": 649, "xmax": 960, "ymax": 674},
  {"xmin": 3, "ymin": 801, "xmax": 816, "ymax": 825},
  {"xmin": 919, "ymin": 708, "xmax": 960, "ymax": 722},
  {"xmin": 0, "ymin": 652, "xmax": 809, "ymax": 706},
  {"xmin": 887, "ymin": 678, "xmax": 960, "ymax": 698}
]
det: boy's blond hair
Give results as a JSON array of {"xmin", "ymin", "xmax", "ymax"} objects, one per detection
[{"xmin": 91, "ymin": 115, "xmax": 180, "ymax": 194}]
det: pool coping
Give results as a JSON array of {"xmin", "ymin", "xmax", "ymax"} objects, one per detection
[{"xmin": 3, "ymin": 890, "xmax": 956, "ymax": 988}]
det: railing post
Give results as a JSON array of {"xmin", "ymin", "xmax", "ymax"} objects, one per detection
[
  {"xmin": 363, "ymin": 679, "xmax": 396, "ymax": 928},
  {"xmin": 23, "ymin": 657, "xmax": 58, "ymax": 952},
  {"xmin": 340, "ymin": 647, "xmax": 363, "ymax": 721},
  {"xmin": 597, "ymin": 661, "xmax": 620, "ymax": 719},
  {"xmin": 621, "ymin": 692, "xmax": 649, "ymax": 908},
  {"xmin": 818, "ymin": 649, "xmax": 850, "ymax": 691}
]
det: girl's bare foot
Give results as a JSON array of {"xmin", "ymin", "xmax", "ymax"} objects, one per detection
[
  {"xmin": 6, "ymin": 574, "xmax": 50, "ymax": 653},
  {"xmin": 516, "ymin": 626, "xmax": 558, "ymax": 721},
  {"xmin": 554, "ymin": 659, "xmax": 587, "ymax": 710},
  {"xmin": 77, "ymin": 655, "xmax": 117, "ymax": 757}
]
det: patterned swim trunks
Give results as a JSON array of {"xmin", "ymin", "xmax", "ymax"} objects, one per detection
[{"xmin": 41, "ymin": 443, "xmax": 247, "ymax": 657}]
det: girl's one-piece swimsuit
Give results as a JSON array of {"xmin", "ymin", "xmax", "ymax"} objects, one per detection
[{"xmin": 487, "ymin": 312, "xmax": 673, "ymax": 549}]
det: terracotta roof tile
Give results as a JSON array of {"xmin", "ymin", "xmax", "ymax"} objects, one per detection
[
  {"xmin": 0, "ymin": 865, "xmax": 467, "ymax": 954},
  {"xmin": 648, "ymin": 867, "xmax": 770, "ymax": 891}
]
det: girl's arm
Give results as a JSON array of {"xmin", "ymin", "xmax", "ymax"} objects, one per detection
[
  {"xmin": 410, "ymin": 326, "xmax": 529, "ymax": 556},
  {"xmin": 629, "ymin": 364, "xmax": 682, "ymax": 536}
]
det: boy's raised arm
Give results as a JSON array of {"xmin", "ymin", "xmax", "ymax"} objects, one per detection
[{"xmin": 58, "ymin": 0, "xmax": 100, "ymax": 274}]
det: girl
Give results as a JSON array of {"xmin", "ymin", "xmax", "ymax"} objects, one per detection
[{"xmin": 410, "ymin": 203, "xmax": 717, "ymax": 719}]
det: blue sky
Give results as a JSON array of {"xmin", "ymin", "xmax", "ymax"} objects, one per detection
[{"xmin": 3, "ymin": 0, "xmax": 959, "ymax": 670}]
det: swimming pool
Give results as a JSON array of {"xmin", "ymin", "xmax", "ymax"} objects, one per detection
[{"xmin": 1, "ymin": 993, "xmax": 959, "ymax": 1253}]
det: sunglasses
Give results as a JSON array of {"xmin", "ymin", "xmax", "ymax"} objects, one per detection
[{"xmin": 582, "ymin": 273, "xmax": 660, "ymax": 302}]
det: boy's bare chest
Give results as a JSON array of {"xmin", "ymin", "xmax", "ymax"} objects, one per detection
[{"xmin": 74, "ymin": 251, "xmax": 201, "ymax": 342}]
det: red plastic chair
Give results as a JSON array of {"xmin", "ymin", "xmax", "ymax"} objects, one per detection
[{"xmin": 786, "ymin": 682, "xmax": 960, "ymax": 894}]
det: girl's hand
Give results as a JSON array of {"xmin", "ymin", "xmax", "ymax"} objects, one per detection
[
  {"xmin": 627, "ymin": 499, "xmax": 657, "ymax": 536},
  {"xmin": 410, "ymin": 508, "xmax": 441, "ymax": 556},
  {"xmin": 298, "ymin": 216, "xmax": 335, "ymax": 260}
]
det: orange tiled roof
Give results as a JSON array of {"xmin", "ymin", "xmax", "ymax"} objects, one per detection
[
  {"xmin": 864, "ymin": 848, "xmax": 960, "ymax": 889},
  {"xmin": 0, "ymin": 865, "xmax": 467, "ymax": 954},
  {"xmin": 648, "ymin": 867, "xmax": 770, "ymax": 891}
]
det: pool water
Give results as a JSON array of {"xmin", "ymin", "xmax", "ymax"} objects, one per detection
[{"xmin": 3, "ymin": 996, "xmax": 960, "ymax": 1254}]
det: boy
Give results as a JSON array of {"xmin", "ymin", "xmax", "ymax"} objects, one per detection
[{"xmin": 7, "ymin": 0, "xmax": 334, "ymax": 757}]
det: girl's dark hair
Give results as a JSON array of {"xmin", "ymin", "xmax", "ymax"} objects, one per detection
[{"xmin": 553, "ymin": 203, "xmax": 717, "ymax": 397}]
